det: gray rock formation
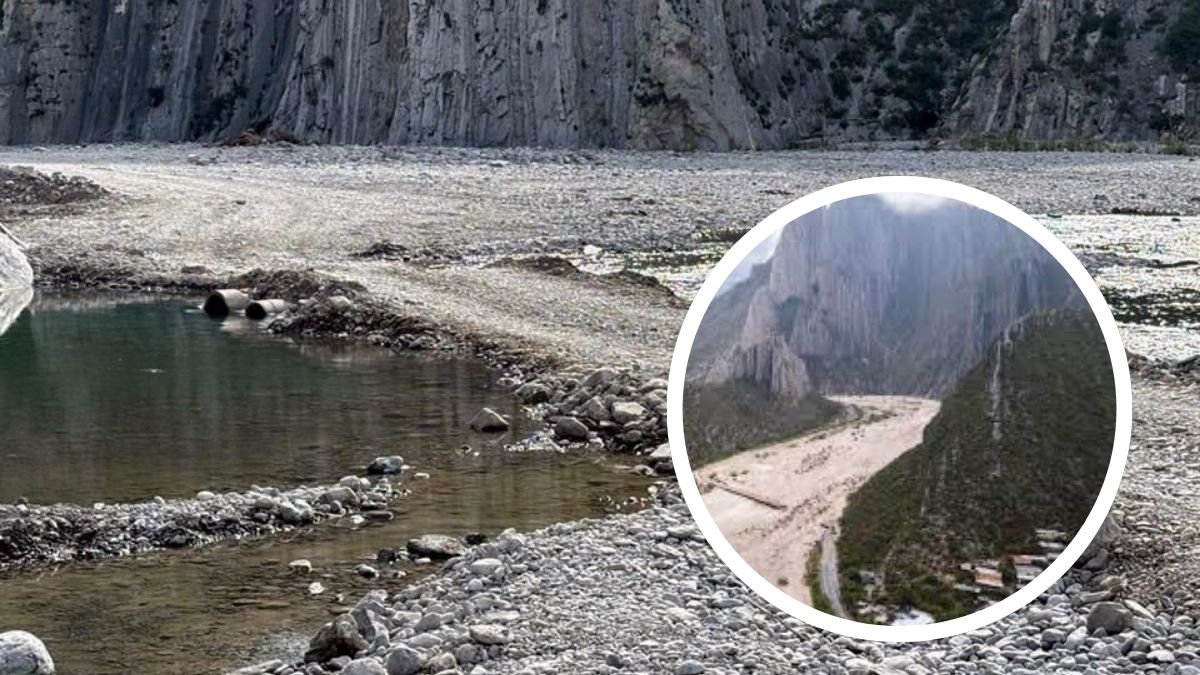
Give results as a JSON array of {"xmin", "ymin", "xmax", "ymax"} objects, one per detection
[
  {"xmin": 0, "ymin": 631, "xmax": 55, "ymax": 675},
  {"xmin": 690, "ymin": 194, "xmax": 1084, "ymax": 399},
  {"xmin": 0, "ymin": 231, "xmax": 32, "ymax": 290},
  {"xmin": 0, "ymin": 0, "xmax": 1193, "ymax": 148},
  {"xmin": 0, "ymin": 287, "xmax": 32, "ymax": 338}
]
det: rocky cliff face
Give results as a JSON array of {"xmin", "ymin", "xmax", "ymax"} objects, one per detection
[
  {"xmin": 688, "ymin": 195, "xmax": 1084, "ymax": 399},
  {"xmin": 946, "ymin": 0, "xmax": 1199, "ymax": 142},
  {"xmin": 0, "ymin": 0, "xmax": 1194, "ymax": 148},
  {"xmin": 0, "ymin": 232, "xmax": 31, "ymax": 290}
]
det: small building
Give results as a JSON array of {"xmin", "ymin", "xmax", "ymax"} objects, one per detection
[
  {"xmin": 975, "ymin": 567, "xmax": 1004, "ymax": 589},
  {"xmin": 1015, "ymin": 565, "xmax": 1041, "ymax": 583},
  {"xmin": 1036, "ymin": 528, "xmax": 1069, "ymax": 542}
]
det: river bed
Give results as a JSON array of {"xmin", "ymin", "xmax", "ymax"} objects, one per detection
[{"xmin": 0, "ymin": 292, "xmax": 652, "ymax": 674}]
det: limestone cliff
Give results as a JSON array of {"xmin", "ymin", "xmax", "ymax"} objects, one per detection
[
  {"xmin": 688, "ymin": 195, "xmax": 1085, "ymax": 399},
  {"xmin": 0, "ymin": 0, "xmax": 1195, "ymax": 148}
]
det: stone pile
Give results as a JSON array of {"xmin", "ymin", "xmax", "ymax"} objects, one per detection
[{"xmin": 0, "ymin": 475, "xmax": 406, "ymax": 569}]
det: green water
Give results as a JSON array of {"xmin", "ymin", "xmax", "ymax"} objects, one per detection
[{"xmin": 0, "ymin": 292, "xmax": 652, "ymax": 674}]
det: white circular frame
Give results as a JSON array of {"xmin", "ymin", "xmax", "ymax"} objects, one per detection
[{"xmin": 667, "ymin": 176, "xmax": 1132, "ymax": 643}]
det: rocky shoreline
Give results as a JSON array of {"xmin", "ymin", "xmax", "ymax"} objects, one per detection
[
  {"xmin": 216, "ymin": 484, "xmax": 1200, "ymax": 675},
  {"xmin": 0, "ymin": 472, "xmax": 408, "ymax": 570}
]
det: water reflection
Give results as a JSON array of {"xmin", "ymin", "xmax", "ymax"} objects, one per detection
[{"xmin": 0, "ymin": 293, "xmax": 533, "ymax": 504}]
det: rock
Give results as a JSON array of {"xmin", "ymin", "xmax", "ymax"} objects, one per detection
[
  {"xmin": 553, "ymin": 416, "xmax": 590, "ymax": 441},
  {"xmin": 321, "ymin": 486, "xmax": 360, "ymax": 507},
  {"xmin": 355, "ymin": 564, "xmax": 379, "ymax": 579},
  {"xmin": 308, "ymin": 582, "xmax": 326, "ymax": 595},
  {"xmin": 469, "ymin": 408, "xmax": 511, "ymax": 432},
  {"xmin": 377, "ymin": 548, "xmax": 399, "ymax": 564},
  {"xmin": 581, "ymin": 396, "xmax": 611, "ymax": 422},
  {"xmin": 611, "ymin": 401, "xmax": 646, "ymax": 424},
  {"xmin": 581, "ymin": 367, "xmax": 618, "ymax": 389},
  {"xmin": 0, "ymin": 233, "xmax": 34, "ymax": 291},
  {"xmin": 280, "ymin": 502, "xmax": 312, "ymax": 525},
  {"xmin": 406, "ymin": 535, "xmax": 467, "ymax": 560},
  {"xmin": 0, "ymin": 631, "xmax": 54, "ymax": 675},
  {"xmin": 1147, "ymin": 650, "xmax": 1175, "ymax": 663},
  {"xmin": 676, "ymin": 660, "xmax": 705, "ymax": 675},
  {"xmin": 367, "ymin": 456, "xmax": 406, "ymax": 474},
  {"xmin": 468, "ymin": 558, "xmax": 504, "ymax": 577},
  {"xmin": 468, "ymin": 624, "xmax": 512, "ymax": 645},
  {"xmin": 648, "ymin": 444, "xmax": 672, "ymax": 464},
  {"xmin": 305, "ymin": 613, "xmax": 368, "ymax": 663},
  {"xmin": 385, "ymin": 646, "xmax": 422, "ymax": 675},
  {"xmin": 514, "ymin": 383, "xmax": 551, "ymax": 404},
  {"xmin": 289, "ymin": 559, "xmax": 313, "ymax": 575},
  {"xmin": 1087, "ymin": 602, "xmax": 1134, "ymax": 635},
  {"xmin": 195, "ymin": 490, "xmax": 217, "ymax": 502},
  {"xmin": 341, "ymin": 658, "xmax": 387, "ymax": 675}
]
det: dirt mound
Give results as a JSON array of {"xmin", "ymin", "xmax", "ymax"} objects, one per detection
[{"xmin": 0, "ymin": 166, "xmax": 108, "ymax": 207}]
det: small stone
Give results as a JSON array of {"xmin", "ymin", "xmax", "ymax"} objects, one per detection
[
  {"xmin": 1087, "ymin": 602, "xmax": 1133, "ymax": 635},
  {"xmin": 469, "ymin": 408, "xmax": 510, "ymax": 432},
  {"xmin": 676, "ymin": 660, "xmax": 705, "ymax": 675},
  {"xmin": 367, "ymin": 456, "xmax": 406, "ymax": 474},
  {"xmin": 581, "ymin": 367, "xmax": 618, "ymax": 389},
  {"xmin": 611, "ymin": 401, "xmax": 646, "ymax": 424},
  {"xmin": 514, "ymin": 383, "xmax": 551, "ymax": 404},
  {"xmin": 356, "ymin": 564, "xmax": 380, "ymax": 579},
  {"xmin": 385, "ymin": 646, "xmax": 422, "ymax": 675},
  {"xmin": 341, "ymin": 658, "xmax": 387, "ymax": 675},
  {"xmin": 289, "ymin": 559, "xmax": 313, "ymax": 575},
  {"xmin": 469, "ymin": 624, "xmax": 512, "ymax": 645},
  {"xmin": 468, "ymin": 558, "xmax": 504, "ymax": 577},
  {"xmin": 406, "ymin": 535, "xmax": 467, "ymax": 560},
  {"xmin": 308, "ymin": 582, "xmax": 325, "ymax": 595},
  {"xmin": 1147, "ymin": 650, "xmax": 1175, "ymax": 663},
  {"xmin": 554, "ymin": 416, "xmax": 590, "ymax": 441}
]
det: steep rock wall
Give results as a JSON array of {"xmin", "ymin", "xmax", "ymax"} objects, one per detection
[
  {"xmin": 690, "ymin": 195, "xmax": 1085, "ymax": 399},
  {"xmin": 0, "ymin": 0, "xmax": 1195, "ymax": 147}
]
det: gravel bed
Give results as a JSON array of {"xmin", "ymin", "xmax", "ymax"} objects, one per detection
[
  {"xmin": 225, "ymin": 487, "xmax": 1195, "ymax": 675},
  {"xmin": 0, "ymin": 473, "xmax": 408, "ymax": 570}
]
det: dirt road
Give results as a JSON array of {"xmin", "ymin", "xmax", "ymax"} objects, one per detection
[{"xmin": 695, "ymin": 395, "xmax": 940, "ymax": 606}]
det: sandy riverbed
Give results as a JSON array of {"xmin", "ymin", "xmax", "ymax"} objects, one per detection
[{"xmin": 694, "ymin": 395, "xmax": 940, "ymax": 605}]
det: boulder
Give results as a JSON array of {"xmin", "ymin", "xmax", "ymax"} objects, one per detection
[
  {"xmin": 0, "ymin": 233, "xmax": 33, "ymax": 291},
  {"xmin": 1087, "ymin": 602, "xmax": 1133, "ymax": 635},
  {"xmin": 581, "ymin": 367, "xmax": 619, "ymax": 389},
  {"xmin": 367, "ymin": 456, "xmax": 406, "ymax": 475},
  {"xmin": 468, "ymin": 624, "xmax": 512, "ymax": 645},
  {"xmin": 342, "ymin": 658, "xmax": 387, "ymax": 675},
  {"xmin": 514, "ymin": 382, "xmax": 551, "ymax": 404},
  {"xmin": 611, "ymin": 401, "xmax": 646, "ymax": 424},
  {"xmin": 385, "ymin": 646, "xmax": 422, "ymax": 675},
  {"xmin": 554, "ymin": 416, "xmax": 590, "ymax": 441},
  {"xmin": 0, "ymin": 631, "xmax": 54, "ymax": 675},
  {"xmin": 305, "ymin": 613, "xmax": 369, "ymax": 663},
  {"xmin": 0, "ymin": 287, "xmax": 32, "ymax": 338},
  {"xmin": 406, "ymin": 534, "xmax": 467, "ymax": 560},
  {"xmin": 469, "ymin": 408, "xmax": 510, "ymax": 432}
]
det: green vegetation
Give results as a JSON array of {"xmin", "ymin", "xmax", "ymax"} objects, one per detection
[
  {"xmin": 836, "ymin": 310, "xmax": 1115, "ymax": 621},
  {"xmin": 1164, "ymin": 0, "xmax": 1200, "ymax": 78},
  {"xmin": 682, "ymin": 378, "xmax": 844, "ymax": 467}
]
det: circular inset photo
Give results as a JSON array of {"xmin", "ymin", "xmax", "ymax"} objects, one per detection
[{"xmin": 667, "ymin": 177, "xmax": 1131, "ymax": 642}]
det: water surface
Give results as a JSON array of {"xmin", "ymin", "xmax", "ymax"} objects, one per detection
[{"xmin": 0, "ymin": 293, "xmax": 653, "ymax": 674}]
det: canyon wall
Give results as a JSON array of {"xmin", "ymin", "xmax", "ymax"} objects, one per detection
[
  {"xmin": 688, "ymin": 195, "xmax": 1085, "ymax": 399},
  {"xmin": 0, "ymin": 0, "xmax": 1195, "ymax": 148}
]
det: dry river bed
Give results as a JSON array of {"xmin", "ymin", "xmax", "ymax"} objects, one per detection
[
  {"xmin": 0, "ymin": 145, "xmax": 1198, "ymax": 674},
  {"xmin": 694, "ymin": 396, "xmax": 940, "ymax": 607}
]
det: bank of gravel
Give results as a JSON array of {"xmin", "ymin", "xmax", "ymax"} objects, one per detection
[
  {"xmin": 0, "ymin": 473, "xmax": 408, "ymax": 570},
  {"xmin": 222, "ymin": 483, "xmax": 1200, "ymax": 675}
]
